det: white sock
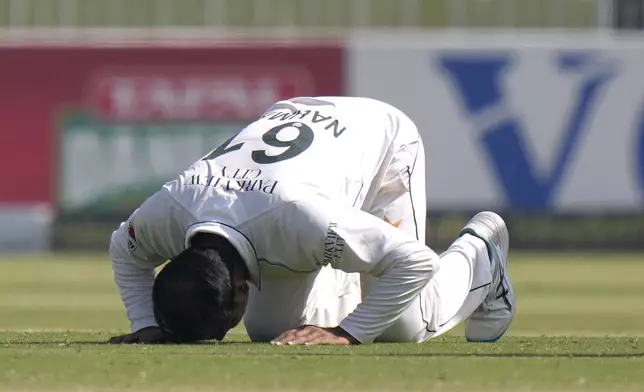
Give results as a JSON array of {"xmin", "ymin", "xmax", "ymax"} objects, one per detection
[
  {"xmin": 430, "ymin": 233, "xmax": 493, "ymax": 336},
  {"xmin": 433, "ymin": 252, "xmax": 472, "ymax": 325}
]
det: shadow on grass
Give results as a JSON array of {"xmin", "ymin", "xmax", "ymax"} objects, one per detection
[
  {"xmin": 2, "ymin": 340, "xmax": 254, "ymax": 346},
  {"xmin": 4, "ymin": 341, "xmax": 644, "ymax": 358},
  {"xmin": 304, "ymin": 352, "xmax": 644, "ymax": 358}
]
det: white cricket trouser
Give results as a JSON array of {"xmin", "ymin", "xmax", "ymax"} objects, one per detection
[{"xmin": 293, "ymin": 109, "xmax": 493, "ymax": 343}]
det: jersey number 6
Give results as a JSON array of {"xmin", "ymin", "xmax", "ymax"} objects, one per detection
[{"xmin": 203, "ymin": 122, "xmax": 315, "ymax": 164}]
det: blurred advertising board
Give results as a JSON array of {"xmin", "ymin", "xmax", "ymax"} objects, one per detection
[
  {"xmin": 0, "ymin": 42, "xmax": 342, "ymax": 249},
  {"xmin": 349, "ymin": 33, "xmax": 644, "ymax": 213},
  {"xmin": 349, "ymin": 33, "xmax": 644, "ymax": 249}
]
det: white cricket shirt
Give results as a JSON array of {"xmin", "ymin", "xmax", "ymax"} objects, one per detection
[{"xmin": 110, "ymin": 97, "xmax": 439, "ymax": 343}]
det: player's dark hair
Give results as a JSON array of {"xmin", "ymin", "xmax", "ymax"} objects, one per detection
[{"xmin": 153, "ymin": 242, "xmax": 236, "ymax": 343}]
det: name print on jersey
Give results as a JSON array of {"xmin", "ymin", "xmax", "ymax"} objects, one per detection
[
  {"xmin": 203, "ymin": 98, "xmax": 350, "ymax": 165},
  {"xmin": 322, "ymin": 222, "xmax": 345, "ymax": 267},
  {"xmin": 262, "ymin": 109, "xmax": 347, "ymax": 138},
  {"xmin": 185, "ymin": 166, "xmax": 278, "ymax": 194}
]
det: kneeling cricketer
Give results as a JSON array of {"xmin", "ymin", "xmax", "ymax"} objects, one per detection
[{"xmin": 108, "ymin": 96, "xmax": 515, "ymax": 345}]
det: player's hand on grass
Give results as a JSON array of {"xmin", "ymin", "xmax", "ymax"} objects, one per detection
[
  {"xmin": 108, "ymin": 326, "xmax": 173, "ymax": 344},
  {"xmin": 271, "ymin": 325, "xmax": 359, "ymax": 346}
]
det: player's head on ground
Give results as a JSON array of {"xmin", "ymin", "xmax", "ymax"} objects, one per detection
[{"xmin": 152, "ymin": 234, "xmax": 250, "ymax": 343}]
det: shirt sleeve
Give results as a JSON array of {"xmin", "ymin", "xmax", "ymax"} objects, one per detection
[
  {"xmin": 109, "ymin": 193, "xmax": 172, "ymax": 333},
  {"xmin": 272, "ymin": 197, "xmax": 440, "ymax": 343},
  {"xmin": 338, "ymin": 242, "xmax": 438, "ymax": 343}
]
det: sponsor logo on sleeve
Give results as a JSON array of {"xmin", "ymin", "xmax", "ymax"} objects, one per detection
[
  {"xmin": 127, "ymin": 220, "xmax": 139, "ymax": 252},
  {"xmin": 321, "ymin": 222, "xmax": 345, "ymax": 267}
]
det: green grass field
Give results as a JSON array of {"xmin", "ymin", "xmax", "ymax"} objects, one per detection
[{"xmin": 1, "ymin": 252, "xmax": 644, "ymax": 391}]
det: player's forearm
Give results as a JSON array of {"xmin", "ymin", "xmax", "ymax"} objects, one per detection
[
  {"xmin": 112, "ymin": 260, "xmax": 157, "ymax": 332},
  {"xmin": 339, "ymin": 245, "xmax": 439, "ymax": 343}
]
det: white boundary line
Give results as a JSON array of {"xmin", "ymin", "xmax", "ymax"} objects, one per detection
[
  {"xmin": 0, "ymin": 27, "xmax": 345, "ymax": 47},
  {"xmin": 2, "ymin": 27, "xmax": 644, "ymax": 49}
]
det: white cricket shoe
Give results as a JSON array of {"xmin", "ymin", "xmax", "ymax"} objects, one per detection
[{"xmin": 459, "ymin": 211, "xmax": 515, "ymax": 342}]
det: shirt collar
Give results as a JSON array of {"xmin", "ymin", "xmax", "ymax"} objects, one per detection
[{"xmin": 185, "ymin": 222, "xmax": 261, "ymax": 289}]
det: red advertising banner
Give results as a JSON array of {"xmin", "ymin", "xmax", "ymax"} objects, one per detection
[{"xmin": 0, "ymin": 41, "xmax": 343, "ymax": 205}]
